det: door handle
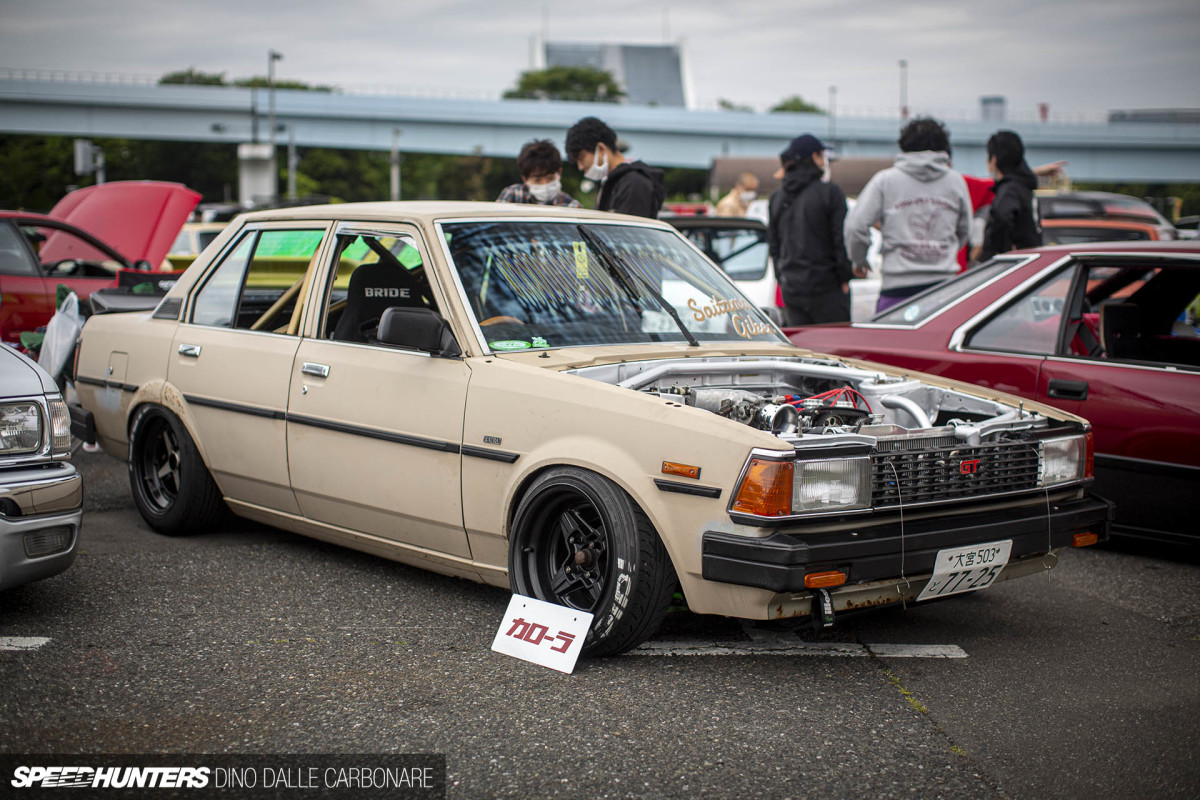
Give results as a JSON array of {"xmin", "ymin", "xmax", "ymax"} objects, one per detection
[
  {"xmin": 301, "ymin": 362, "xmax": 330, "ymax": 378},
  {"xmin": 178, "ymin": 344, "xmax": 201, "ymax": 358},
  {"xmin": 1047, "ymin": 378, "xmax": 1088, "ymax": 401}
]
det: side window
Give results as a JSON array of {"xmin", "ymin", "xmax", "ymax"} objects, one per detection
[
  {"xmin": 320, "ymin": 232, "xmax": 436, "ymax": 344},
  {"xmin": 967, "ymin": 268, "xmax": 1075, "ymax": 355},
  {"xmin": 25, "ymin": 225, "xmax": 121, "ymax": 278},
  {"xmin": 710, "ymin": 227, "xmax": 769, "ymax": 280},
  {"xmin": 190, "ymin": 229, "xmax": 325, "ymax": 332},
  {"xmin": 0, "ymin": 223, "xmax": 36, "ymax": 276}
]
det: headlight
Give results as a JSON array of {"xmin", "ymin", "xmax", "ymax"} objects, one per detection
[
  {"xmin": 731, "ymin": 454, "xmax": 873, "ymax": 518},
  {"xmin": 1042, "ymin": 434, "xmax": 1088, "ymax": 487},
  {"xmin": 47, "ymin": 396, "xmax": 72, "ymax": 458},
  {"xmin": 0, "ymin": 402, "xmax": 42, "ymax": 455},
  {"xmin": 793, "ymin": 457, "xmax": 872, "ymax": 513}
]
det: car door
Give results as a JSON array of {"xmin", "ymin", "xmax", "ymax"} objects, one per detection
[
  {"xmin": 167, "ymin": 223, "xmax": 331, "ymax": 514},
  {"xmin": 0, "ymin": 220, "xmax": 50, "ymax": 345},
  {"xmin": 285, "ymin": 223, "xmax": 472, "ymax": 558},
  {"xmin": 1032, "ymin": 256, "xmax": 1200, "ymax": 537}
]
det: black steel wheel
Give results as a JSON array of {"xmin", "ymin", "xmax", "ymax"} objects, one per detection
[
  {"xmin": 509, "ymin": 467, "xmax": 676, "ymax": 657},
  {"xmin": 128, "ymin": 405, "xmax": 224, "ymax": 535}
]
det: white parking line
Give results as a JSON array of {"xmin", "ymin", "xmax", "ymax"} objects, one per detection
[
  {"xmin": 631, "ymin": 640, "xmax": 966, "ymax": 658},
  {"xmin": 0, "ymin": 637, "xmax": 51, "ymax": 651}
]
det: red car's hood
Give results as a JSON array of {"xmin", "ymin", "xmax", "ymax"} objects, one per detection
[{"xmin": 48, "ymin": 181, "xmax": 201, "ymax": 266}]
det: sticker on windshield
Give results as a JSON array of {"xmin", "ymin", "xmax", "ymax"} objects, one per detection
[
  {"xmin": 572, "ymin": 241, "xmax": 589, "ymax": 280},
  {"xmin": 490, "ymin": 340, "xmax": 532, "ymax": 351},
  {"xmin": 531, "ymin": 336, "xmax": 549, "ymax": 348},
  {"xmin": 688, "ymin": 295, "xmax": 752, "ymax": 322}
]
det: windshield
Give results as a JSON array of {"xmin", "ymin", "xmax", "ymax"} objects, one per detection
[
  {"xmin": 441, "ymin": 220, "xmax": 786, "ymax": 351},
  {"xmin": 873, "ymin": 258, "xmax": 1023, "ymax": 325}
]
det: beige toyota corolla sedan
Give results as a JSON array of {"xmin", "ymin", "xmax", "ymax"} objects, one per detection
[{"xmin": 71, "ymin": 203, "xmax": 1111, "ymax": 655}]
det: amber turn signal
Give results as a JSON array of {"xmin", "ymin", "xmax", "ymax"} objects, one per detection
[
  {"xmin": 1072, "ymin": 532, "xmax": 1099, "ymax": 548},
  {"xmin": 662, "ymin": 461, "xmax": 700, "ymax": 480},
  {"xmin": 731, "ymin": 458, "xmax": 793, "ymax": 517},
  {"xmin": 804, "ymin": 570, "xmax": 847, "ymax": 589}
]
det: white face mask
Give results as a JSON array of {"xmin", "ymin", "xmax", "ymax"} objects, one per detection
[
  {"xmin": 740, "ymin": 190, "xmax": 756, "ymax": 204},
  {"xmin": 527, "ymin": 178, "xmax": 561, "ymax": 203},
  {"xmin": 584, "ymin": 148, "xmax": 610, "ymax": 181}
]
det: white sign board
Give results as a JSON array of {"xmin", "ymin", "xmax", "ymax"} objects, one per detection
[{"xmin": 491, "ymin": 594, "xmax": 594, "ymax": 674}]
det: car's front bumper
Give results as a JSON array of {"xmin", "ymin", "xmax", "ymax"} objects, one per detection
[
  {"xmin": 0, "ymin": 463, "xmax": 83, "ymax": 591},
  {"xmin": 702, "ymin": 492, "xmax": 1114, "ymax": 593}
]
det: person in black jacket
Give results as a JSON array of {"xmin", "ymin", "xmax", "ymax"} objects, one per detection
[
  {"xmin": 768, "ymin": 134, "xmax": 859, "ymax": 325},
  {"xmin": 979, "ymin": 130, "xmax": 1042, "ymax": 261},
  {"xmin": 565, "ymin": 117, "xmax": 665, "ymax": 219}
]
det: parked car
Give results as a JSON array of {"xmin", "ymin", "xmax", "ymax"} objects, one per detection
[
  {"xmin": 665, "ymin": 209, "xmax": 881, "ymax": 324},
  {"xmin": 167, "ymin": 221, "xmax": 228, "ymax": 270},
  {"xmin": 0, "ymin": 345, "xmax": 81, "ymax": 591},
  {"xmin": 787, "ymin": 240, "xmax": 1200, "ymax": 546},
  {"xmin": 1041, "ymin": 218, "xmax": 1166, "ymax": 246},
  {"xmin": 1036, "ymin": 191, "xmax": 1178, "ymax": 241},
  {"xmin": 0, "ymin": 181, "xmax": 199, "ymax": 346},
  {"xmin": 72, "ymin": 202, "xmax": 1109, "ymax": 655}
]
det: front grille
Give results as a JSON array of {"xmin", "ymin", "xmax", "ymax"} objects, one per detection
[{"xmin": 871, "ymin": 438, "xmax": 1040, "ymax": 507}]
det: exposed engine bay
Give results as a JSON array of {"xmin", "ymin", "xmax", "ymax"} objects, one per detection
[{"xmin": 568, "ymin": 355, "xmax": 1050, "ymax": 447}]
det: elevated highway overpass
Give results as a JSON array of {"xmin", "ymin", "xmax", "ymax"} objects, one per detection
[{"xmin": 2, "ymin": 76, "xmax": 1199, "ymax": 184}]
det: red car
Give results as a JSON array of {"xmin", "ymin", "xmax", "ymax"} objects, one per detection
[
  {"xmin": 0, "ymin": 181, "xmax": 199, "ymax": 346},
  {"xmin": 788, "ymin": 240, "xmax": 1200, "ymax": 545}
]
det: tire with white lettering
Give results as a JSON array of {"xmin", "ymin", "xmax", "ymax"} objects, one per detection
[
  {"xmin": 509, "ymin": 467, "xmax": 676, "ymax": 657},
  {"xmin": 128, "ymin": 405, "xmax": 225, "ymax": 536}
]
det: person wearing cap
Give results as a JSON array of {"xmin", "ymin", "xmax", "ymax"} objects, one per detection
[
  {"xmin": 715, "ymin": 172, "xmax": 761, "ymax": 217},
  {"xmin": 565, "ymin": 116, "xmax": 665, "ymax": 219},
  {"xmin": 844, "ymin": 117, "xmax": 972, "ymax": 313},
  {"xmin": 767, "ymin": 134, "xmax": 856, "ymax": 326}
]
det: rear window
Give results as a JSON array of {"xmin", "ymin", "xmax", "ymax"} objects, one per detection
[{"xmin": 873, "ymin": 259, "xmax": 1018, "ymax": 325}]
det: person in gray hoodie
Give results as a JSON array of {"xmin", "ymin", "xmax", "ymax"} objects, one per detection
[{"xmin": 844, "ymin": 117, "xmax": 972, "ymax": 313}]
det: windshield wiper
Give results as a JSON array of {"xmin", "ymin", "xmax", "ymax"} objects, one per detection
[{"xmin": 576, "ymin": 225, "xmax": 699, "ymax": 348}]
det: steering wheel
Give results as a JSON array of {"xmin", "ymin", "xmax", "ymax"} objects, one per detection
[
  {"xmin": 479, "ymin": 315, "xmax": 526, "ymax": 326},
  {"xmin": 48, "ymin": 259, "xmax": 81, "ymax": 277}
]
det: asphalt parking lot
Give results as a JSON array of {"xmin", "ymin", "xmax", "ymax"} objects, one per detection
[{"xmin": 2, "ymin": 450, "xmax": 1198, "ymax": 799}]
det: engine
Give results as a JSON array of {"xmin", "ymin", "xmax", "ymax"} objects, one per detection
[{"xmin": 567, "ymin": 355, "xmax": 1046, "ymax": 444}]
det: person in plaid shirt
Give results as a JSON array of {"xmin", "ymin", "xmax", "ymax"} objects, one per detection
[{"xmin": 496, "ymin": 140, "xmax": 581, "ymax": 208}]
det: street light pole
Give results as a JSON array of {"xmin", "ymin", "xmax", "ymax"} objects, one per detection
[
  {"xmin": 828, "ymin": 85, "xmax": 837, "ymax": 145},
  {"xmin": 899, "ymin": 59, "xmax": 908, "ymax": 121},
  {"xmin": 268, "ymin": 49, "xmax": 283, "ymax": 203}
]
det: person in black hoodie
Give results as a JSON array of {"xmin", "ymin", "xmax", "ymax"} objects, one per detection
[
  {"xmin": 979, "ymin": 130, "xmax": 1042, "ymax": 261},
  {"xmin": 768, "ymin": 134, "xmax": 858, "ymax": 325},
  {"xmin": 565, "ymin": 117, "xmax": 665, "ymax": 218}
]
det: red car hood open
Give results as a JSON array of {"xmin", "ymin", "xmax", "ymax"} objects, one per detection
[{"xmin": 48, "ymin": 181, "xmax": 201, "ymax": 267}]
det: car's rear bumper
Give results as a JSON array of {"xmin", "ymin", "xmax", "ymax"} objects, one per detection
[
  {"xmin": 0, "ymin": 463, "xmax": 83, "ymax": 591},
  {"xmin": 702, "ymin": 492, "xmax": 1114, "ymax": 593}
]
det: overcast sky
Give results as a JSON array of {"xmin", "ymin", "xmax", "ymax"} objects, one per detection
[{"xmin": 3, "ymin": 0, "xmax": 1198, "ymax": 118}]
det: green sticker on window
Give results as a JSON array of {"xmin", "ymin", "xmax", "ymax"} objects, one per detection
[
  {"xmin": 490, "ymin": 340, "xmax": 532, "ymax": 351},
  {"xmin": 572, "ymin": 241, "xmax": 588, "ymax": 280}
]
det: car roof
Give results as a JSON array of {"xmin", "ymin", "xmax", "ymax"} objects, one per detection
[
  {"xmin": 662, "ymin": 215, "xmax": 767, "ymax": 231},
  {"xmin": 233, "ymin": 201, "xmax": 669, "ymax": 227}
]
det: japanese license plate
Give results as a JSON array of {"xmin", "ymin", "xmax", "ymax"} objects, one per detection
[{"xmin": 917, "ymin": 539, "xmax": 1013, "ymax": 602}]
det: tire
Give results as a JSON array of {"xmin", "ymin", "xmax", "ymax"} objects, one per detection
[
  {"xmin": 128, "ymin": 405, "xmax": 225, "ymax": 535},
  {"xmin": 509, "ymin": 467, "xmax": 676, "ymax": 657}
]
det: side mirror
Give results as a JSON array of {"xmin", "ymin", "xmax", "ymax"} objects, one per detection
[{"xmin": 377, "ymin": 307, "xmax": 461, "ymax": 357}]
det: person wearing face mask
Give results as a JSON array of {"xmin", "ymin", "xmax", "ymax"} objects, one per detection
[
  {"xmin": 715, "ymin": 172, "xmax": 761, "ymax": 217},
  {"xmin": 564, "ymin": 117, "xmax": 665, "ymax": 218},
  {"xmin": 496, "ymin": 139, "xmax": 581, "ymax": 207},
  {"xmin": 767, "ymin": 134, "xmax": 856, "ymax": 326}
]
